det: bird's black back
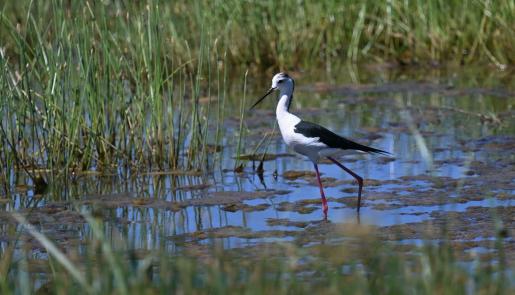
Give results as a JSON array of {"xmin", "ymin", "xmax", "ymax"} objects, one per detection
[{"xmin": 294, "ymin": 121, "xmax": 389, "ymax": 155}]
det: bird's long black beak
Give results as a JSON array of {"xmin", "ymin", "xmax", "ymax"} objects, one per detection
[{"xmin": 249, "ymin": 87, "xmax": 275, "ymax": 110}]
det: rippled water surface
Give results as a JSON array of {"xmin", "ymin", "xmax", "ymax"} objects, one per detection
[{"xmin": 2, "ymin": 66, "xmax": 514, "ymax": 258}]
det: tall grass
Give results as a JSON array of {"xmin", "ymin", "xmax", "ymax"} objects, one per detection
[
  {"xmin": 136, "ymin": 0, "xmax": 513, "ymax": 69},
  {"xmin": 0, "ymin": 1, "xmax": 231, "ymax": 194},
  {"xmin": 0, "ymin": 0, "xmax": 513, "ymax": 186},
  {"xmin": 0, "ymin": 1, "xmax": 513, "ymax": 292},
  {"xmin": 2, "ymin": 213, "xmax": 510, "ymax": 294}
]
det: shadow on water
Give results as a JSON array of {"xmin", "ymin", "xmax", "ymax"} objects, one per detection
[{"xmin": 1, "ymin": 65, "xmax": 513, "ymax": 260}]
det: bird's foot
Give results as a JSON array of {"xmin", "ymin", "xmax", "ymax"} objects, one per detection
[{"xmin": 322, "ymin": 203, "xmax": 328, "ymax": 217}]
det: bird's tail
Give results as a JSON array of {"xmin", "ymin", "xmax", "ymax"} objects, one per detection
[{"xmin": 349, "ymin": 141, "xmax": 391, "ymax": 156}]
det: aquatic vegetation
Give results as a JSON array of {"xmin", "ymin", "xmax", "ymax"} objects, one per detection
[
  {"xmin": 0, "ymin": 0, "xmax": 230, "ymax": 194},
  {"xmin": 0, "ymin": 1, "xmax": 514, "ymax": 293},
  {"xmin": 1, "ymin": 0, "xmax": 514, "ymax": 189},
  {"xmin": 7, "ymin": 0, "xmax": 515, "ymax": 69},
  {"xmin": 1, "ymin": 212, "xmax": 511, "ymax": 294},
  {"xmin": 2, "ymin": 0, "xmax": 513, "ymax": 71}
]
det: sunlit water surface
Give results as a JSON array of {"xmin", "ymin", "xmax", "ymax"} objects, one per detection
[{"xmin": 2, "ymin": 66, "xmax": 514, "ymax": 255}]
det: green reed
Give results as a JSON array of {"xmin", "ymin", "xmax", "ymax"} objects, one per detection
[
  {"xmin": 0, "ymin": 1, "xmax": 512, "ymax": 292},
  {"xmin": 121, "ymin": 0, "xmax": 513, "ymax": 69},
  {"xmin": 1, "ymin": 0, "xmax": 513, "ymax": 186},
  {"xmin": 2, "ymin": 209, "xmax": 511, "ymax": 294},
  {"xmin": 0, "ymin": 0, "xmax": 232, "ymax": 194}
]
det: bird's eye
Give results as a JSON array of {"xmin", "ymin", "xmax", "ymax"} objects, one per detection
[{"xmin": 277, "ymin": 80, "xmax": 284, "ymax": 84}]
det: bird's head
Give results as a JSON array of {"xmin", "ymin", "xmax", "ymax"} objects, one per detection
[
  {"xmin": 250, "ymin": 72, "xmax": 294, "ymax": 110},
  {"xmin": 271, "ymin": 72, "xmax": 294, "ymax": 92}
]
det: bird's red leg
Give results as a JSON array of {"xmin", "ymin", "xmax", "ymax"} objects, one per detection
[
  {"xmin": 313, "ymin": 163, "xmax": 328, "ymax": 217},
  {"xmin": 327, "ymin": 157, "xmax": 363, "ymax": 212}
]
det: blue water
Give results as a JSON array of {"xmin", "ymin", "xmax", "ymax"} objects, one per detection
[{"xmin": 3, "ymin": 67, "xmax": 514, "ymax": 252}]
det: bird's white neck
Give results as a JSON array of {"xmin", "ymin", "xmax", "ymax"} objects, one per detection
[{"xmin": 276, "ymin": 91, "xmax": 293, "ymax": 118}]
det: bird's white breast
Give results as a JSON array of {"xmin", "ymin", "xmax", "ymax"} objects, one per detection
[
  {"xmin": 277, "ymin": 112, "xmax": 302, "ymax": 145},
  {"xmin": 275, "ymin": 94, "xmax": 327, "ymax": 162}
]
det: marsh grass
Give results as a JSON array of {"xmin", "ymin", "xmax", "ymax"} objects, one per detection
[
  {"xmin": 0, "ymin": 1, "xmax": 513, "ymax": 293},
  {"xmin": 1, "ymin": 0, "xmax": 514, "ymax": 190},
  {"xmin": 2, "ymin": 211, "xmax": 511, "ymax": 294},
  {"xmin": 0, "ymin": 1, "xmax": 232, "ymax": 194},
  {"xmin": 190, "ymin": 0, "xmax": 514, "ymax": 69}
]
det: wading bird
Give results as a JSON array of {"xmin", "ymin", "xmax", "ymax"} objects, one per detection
[{"xmin": 250, "ymin": 73, "xmax": 389, "ymax": 217}]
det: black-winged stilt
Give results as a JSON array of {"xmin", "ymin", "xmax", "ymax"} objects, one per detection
[{"xmin": 251, "ymin": 72, "xmax": 389, "ymax": 217}]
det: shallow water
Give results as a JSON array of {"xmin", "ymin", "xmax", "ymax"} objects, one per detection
[{"xmin": 2, "ymin": 65, "xmax": 514, "ymax": 260}]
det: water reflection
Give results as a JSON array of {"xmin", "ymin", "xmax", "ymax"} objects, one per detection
[{"xmin": 2, "ymin": 66, "xmax": 513, "ymax": 253}]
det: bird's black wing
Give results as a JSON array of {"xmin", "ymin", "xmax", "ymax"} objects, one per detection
[{"xmin": 294, "ymin": 120, "xmax": 389, "ymax": 155}]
